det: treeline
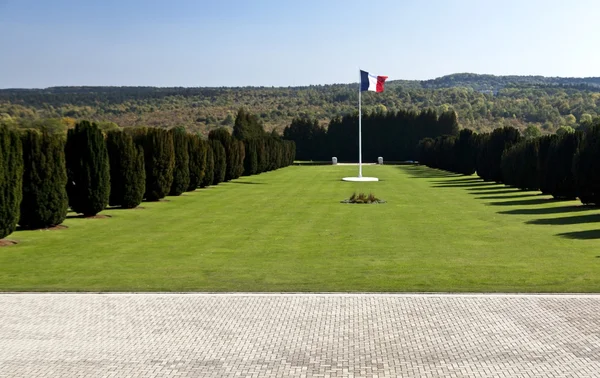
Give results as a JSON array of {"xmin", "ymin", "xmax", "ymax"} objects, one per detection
[
  {"xmin": 3, "ymin": 73, "xmax": 600, "ymax": 135},
  {"xmin": 0, "ymin": 109, "xmax": 295, "ymax": 240},
  {"xmin": 417, "ymin": 119, "xmax": 600, "ymax": 206},
  {"xmin": 283, "ymin": 109, "xmax": 459, "ymax": 162}
]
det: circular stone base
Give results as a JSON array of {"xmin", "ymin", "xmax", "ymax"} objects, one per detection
[{"xmin": 342, "ymin": 177, "xmax": 379, "ymax": 182}]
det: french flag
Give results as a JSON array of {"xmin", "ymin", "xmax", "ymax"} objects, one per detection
[{"xmin": 360, "ymin": 70, "xmax": 388, "ymax": 92}]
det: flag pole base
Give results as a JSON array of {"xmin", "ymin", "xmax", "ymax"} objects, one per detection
[{"xmin": 342, "ymin": 177, "xmax": 379, "ymax": 182}]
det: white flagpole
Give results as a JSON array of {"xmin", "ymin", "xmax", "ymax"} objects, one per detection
[{"xmin": 358, "ymin": 69, "xmax": 362, "ymax": 178}]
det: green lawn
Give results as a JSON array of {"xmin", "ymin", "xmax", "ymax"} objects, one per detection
[{"xmin": 1, "ymin": 165, "xmax": 599, "ymax": 292}]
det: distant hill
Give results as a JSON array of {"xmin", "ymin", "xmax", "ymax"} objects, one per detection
[
  {"xmin": 415, "ymin": 73, "xmax": 600, "ymax": 91},
  {"xmin": 2, "ymin": 73, "xmax": 600, "ymax": 134}
]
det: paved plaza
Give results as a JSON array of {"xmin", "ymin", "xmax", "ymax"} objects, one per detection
[{"xmin": 0, "ymin": 293, "xmax": 599, "ymax": 377}]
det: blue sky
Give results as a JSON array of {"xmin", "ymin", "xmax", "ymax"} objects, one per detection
[{"xmin": 0, "ymin": 0, "xmax": 598, "ymax": 88}]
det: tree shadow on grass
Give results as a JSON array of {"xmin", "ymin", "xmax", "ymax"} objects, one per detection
[
  {"xmin": 487, "ymin": 197, "xmax": 570, "ymax": 206},
  {"xmin": 398, "ymin": 166, "xmax": 461, "ymax": 179},
  {"xmin": 433, "ymin": 182, "xmax": 500, "ymax": 188},
  {"xmin": 469, "ymin": 188, "xmax": 528, "ymax": 195},
  {"xmin": 557, "ymin": 230, "xmax": 600, "ymax": 240},
  {"xmin": 439, "ymin": 177, "xmax": 481, "ymax": 183},
  {"xmin": 107, "ymin": 206, "xmax": 145, "ymax": 210},
  {"xmin": 66, "ymin": 214, "xmax": 111, "ymax": 219},
  {"xmin": 477, "ymin": 193, "xmax": 540, "ymax": 200},
  {"xmin": 499, "ymin": 205, "xmax": 593, "ymax": 216},
  {"xmin": 527, "ymin": 213, "xmax": 600, "ymax": 225},
  {"xmin": 229, "ymin": 181, "xmax": 265, "ymax": 185}
]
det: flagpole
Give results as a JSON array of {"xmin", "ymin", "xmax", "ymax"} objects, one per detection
[{"xmin": 358, "ymin": 69, "xmax": 362, "ymax": 178}]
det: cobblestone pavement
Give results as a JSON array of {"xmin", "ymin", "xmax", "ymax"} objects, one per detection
[{"xmin": 0, "ymin": 294, "xmax": 599, "ymax": 377}]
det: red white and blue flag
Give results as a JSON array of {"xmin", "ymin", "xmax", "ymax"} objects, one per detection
[{"xmin": 360, "ymin": 70, "xmax": 388, "ymax": 92}]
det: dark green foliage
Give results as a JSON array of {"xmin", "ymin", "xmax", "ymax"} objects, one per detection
[
  {"xmin": 545, "ymin": 132, "xmax": 581, "ymax": 199},
  {"xmin": 289, "ymin": 108, "xmax": 464, "ymax": 162},
  {"xmin": 476, "ymin": 127, "xmax": 521, "ymax": 182},
  {"xmin": 454, "ymin": 129, "xmax": 477, "ymax": 175},
  {"xmin": 474, "ymin": 133, "xmax": 490, "ymax": 180},
  {"xmin": 204, "ymin": 111, "xmax": 295, "ymax": 177},
  {"xmin": 210, "ymin": 140, "xmax": 226, "ymax": 185},
  {"xmin": 65, "ymin": 121, "xmax": 110, "ymax": 216},
  {"xmin": 243, "ymin": 139, "xmax": 258, "ymax": 176},
  {"xmin": 500, "ymin": 139, "xmax": 539, "ymax": 191},
  {"xmin": 0, "ymin": 125, "xmax": 23, "ymax": 238},
  {"xmin": 169, "ymin": 127, "xmax": 190, "ymax": 196},
  {"xmin": 235, "ymin": 140, "xmax": 246, "ymax": 178},
  {"xmin": 537, "ymin": 134, "xmax": 558, "ymax": 194},
  {"xmin": 200, "ymin": 142, "xmax": 214, "ymax": 188},
  {"xmin": 19, "ymin": 130, "xmax": 68, "ymax": 229},
  {"xmin": 417, "ymin": 138, "xmax": 435, "ymax": 166},
  {"xmin": 106, "ymin": 131, "xmax": 145, "ymax": 209},
  {"xmin": 129, "ymin": 127, "xmax": 174, "ymax": 201},
  {"xmin": 284, "ymin": 140, "xmax": 296, "ymax": 165},
  {"xmin": 283, "ymin": 118, "xmax": 327, "ymax": 161},
  {"xmin": 187, "ymin": 134, "xmax": 207, "ymax": 191},
  {"xmin": 573, "ymin": 125, "xmax": 600, "ymax": 205},
  {"xmin": 232, "ymin": 108, "xmax": 265, "ymax": 140},
  {"xmin": 256, "ymin": 138, "xmax": 268, "ymax": 173},
  {"xmin": 209, "ymin": 128, "xmax": 240, "ymax": 181},
  {"xmin": 288, "ymin": 110, "xmax": 430, "ymax": 162},
  {"xmin": 417, "ymin": 135, "xmax": 456, "ymax": 172},
  {"xmin": 438, "ymin": 110, "xmax": 460, "ymax": 137}
]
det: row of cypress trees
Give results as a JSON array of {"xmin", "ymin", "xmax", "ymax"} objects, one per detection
[
  {"xmin": 0, "ymin": 113, "xmax": 296, "ymax": 240},
  {"xmin": 284, "ymin": 109, "xmax": 460, "ymax": 162},
  {"xmin": 417, "ymin": 129, "xmax": 479, "ymax": 175},
  {"xmin": 417, "ymin": 123, "xmax": 600, "ymax": 206}
]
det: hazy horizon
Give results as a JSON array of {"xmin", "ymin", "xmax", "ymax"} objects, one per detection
[
  {"xmin": 3, "ymin": 71, "xmax": 600, "ymax": 90},
  {"xmin": 1, "ymin": 0, "xmax": 599, "ymax": 88}
]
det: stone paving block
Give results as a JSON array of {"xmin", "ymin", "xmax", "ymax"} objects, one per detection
[{"xmin": 0, "ymin": 294, "xmax": 598, "ymax": 377}]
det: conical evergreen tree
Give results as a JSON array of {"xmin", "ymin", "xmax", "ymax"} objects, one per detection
[
  {"xmin": 537, "ymin": 134, "xmax": 558, "ymax": 194},
  {"xmin": 19, "ymin": 130, "xmax": 68, "ymax": 229},
  {"xmin": 209, "ymin": 128, "xmax": 239, "ymax": 181},
  {"xmin": 65, "ymin": 121, "xmax": 110, "ymax": 216},
  {"xmin": 232, "ymin": 108, "xmax": 265, "ymax": 140},
  {"xmin": 200, "ymin": 142, "xmax": 214, "ymax": 188},
  {"xmin": 0, "ymin": 125, "xmax": 23, "ymax": 238},
  {"xmin": 187, "ymin": 134, "xmax": 207, "ymax": 191},
  {"xmin": 573, "ymin": 125, "xmax": 600, "ymax": 205},
  {"xmin": 169, "ymin": 127, "xmax": 190, "ymax": 196},
  {"xmin": 106, "ymin": 130, "xmax": 145, "ymax": 208},
  {"xmin": 454, "ymin": 129, "xmax": 477, "ymax": 175},
  {"xmin": 130, "ymin": 127, "xmax": 175, "ymax": 201},
  {"xmin": 476, "ymin": 126, "xmax": 521, "ymax": 183},
  {"xmin": 546, "ymin": 132, "xmax": 581, "ymax": 199},
  {"xmin": 438, "ymin": 110, "xmax": 460, "ymax": 136},
  {"xmin": 235, "ymin": 140, "xmax": 245, "ymax": 178},
  {"xmin": 210, "ymin": 139, "xmax": 226, "ymax": 185},
  {"xmin": 257, "ymin": 138, "xmax": 268, "ymax": 173},
  {"xmin": 243, "ymin": 139, "xmax": 258, "ymax": 176}
]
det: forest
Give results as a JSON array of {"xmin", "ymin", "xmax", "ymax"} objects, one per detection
[{"xmin": 2, "ymin": 73, "xmax": 600, "ymax": 136}]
